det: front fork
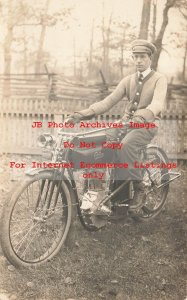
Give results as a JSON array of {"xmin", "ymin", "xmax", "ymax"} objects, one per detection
[{"xmin": 25, "ymin": 168, "xmax": 66, "ymax": 220}]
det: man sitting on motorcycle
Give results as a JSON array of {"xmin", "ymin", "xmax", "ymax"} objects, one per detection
[{"xmin": 67, "ymin": 39, "xmax": 168, "ymax": 213}]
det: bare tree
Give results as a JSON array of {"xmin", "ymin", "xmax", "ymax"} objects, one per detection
[
  {"xmin": 34, "ymin": 0, "xmax": 50, "ymax": 74},
  {"xmin": 2, "ymin": 0, "xmax": 34, "ymax": 74},
  {"xmin": 182, "ymin": 39, "xmax": 187, "ymax": 82},
  {"xmin": 176, "ymin": 0, "xmax": 187, "ymax": 81},
  {"xmin": 109, "ymin": 21, "xmax": 136, "ymax": 77},
  {"xmin": 1, "ymin": 0, "xmax": 72, "ymax": 75},
  {"xmin": 101, "ymin": 2, "xmax": 113, "ymax": 81},
  {"xmin": 4, "ymin": 0, "xmax": 13, "ymax": 74},
  {"xmin": 88, "ymin": 19, "xmax": 95, "ymax": 79},
  {"xmin": 120, "ymin": 27, "xmax": 125, "ymax": 77},
  {"xmin": 139, "ymin": 0, "xmax": 151, "ymax": 39},
  {"xmin": 152, "ymin": 0, "xmax": 157, "ymax": 41},
  {"xmin": 152, "ymin": 0, "xmax": 176, "ymax": 70},
  {"xmin": 73, "ymin": 37, "xmax": 77, "ymax": 78}
]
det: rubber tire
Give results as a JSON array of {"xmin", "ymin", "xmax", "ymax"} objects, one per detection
[
  {"xmin": 130, "ymin": 147, "xmax": 170, "ymax": 222},
  {"xmin": 0, "ymin": 172, "xmax": 73, "ymax": 268}
]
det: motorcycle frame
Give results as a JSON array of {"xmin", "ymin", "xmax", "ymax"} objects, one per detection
[{"xmin": 25, "ymin": 126, "xmax": 181, "ymax": 218}]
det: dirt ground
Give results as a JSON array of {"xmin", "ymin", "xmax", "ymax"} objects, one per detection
[{"xmin": 0, "ymin": 155, "xmax": 186, "ymax": 300}]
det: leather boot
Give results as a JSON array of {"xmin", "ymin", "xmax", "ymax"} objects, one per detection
[{"xmin": 129, "ymin": 181, "xmax": 146, "ymax": 211}]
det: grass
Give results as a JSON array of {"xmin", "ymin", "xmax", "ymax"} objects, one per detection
[{"xmin": 0, "ymin": 155, "xmax": 186, "ymax": 300}]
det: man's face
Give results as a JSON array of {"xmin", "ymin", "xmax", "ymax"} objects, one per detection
[{"xmin": 132, "ymin": 53, "xmax": 152, "ymax": 72}]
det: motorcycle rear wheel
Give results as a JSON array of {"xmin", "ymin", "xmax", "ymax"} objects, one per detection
[
  {"xmin": 0, "ymin": 172, "xmax": 72, "ymax": 268},
  {"xmin": 130, "ymin": 147, "xmax": 170, "ymax": 221}
]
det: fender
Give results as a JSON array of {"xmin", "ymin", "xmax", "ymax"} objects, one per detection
[
  {"xmin": 25, "ymin": 168, "xmax": 56, "ymax": 176},
  {"xmin": 146, "ymin": 144, "xmax": 169, "ymax": 163},
  {"xmin": 146, "ymin": 144, "xmax": 181, "ymax": 187}
]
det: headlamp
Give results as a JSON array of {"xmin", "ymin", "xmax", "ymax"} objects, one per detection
[{"xmin": 37, "ymin": 133, "xmax": 55, "ymax": 148}]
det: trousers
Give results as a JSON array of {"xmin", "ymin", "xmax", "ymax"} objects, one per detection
[{"xmin": 116, "ymin": 127, "xmax": 158, "ymax": 181}]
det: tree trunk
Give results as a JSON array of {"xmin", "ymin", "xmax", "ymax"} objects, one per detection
[
  {"xmin": 23, "ymin": 28, "xmax": 27, "ymax": 74},
  {"xmin": 73, "ymin": 37, "xmax": 77, "ymax": 78},
  {"xmin": 3, "ymin": 0, "xmax": 13, "ymax": 97},
  {"xmin": 120, "ymin": 29, "xmax": 125, "ymax": 77},
  {"xmin": 35, "ymin": 0, "xmax": 50, "ymax": 74},
  {"xmin": 139, "ymin": 0, "xmax": 151, "ymax": 39},
  {"xmin": 152, "ymin": 0, "xmax": 176, "ymax": 70},
  {"xmin": 4, "ymin": 25, "xmax": 13, "ymax": 74},
  {"xmin": 105, "ymin": 13, "xmax": 112, "ymax": 81},
  {"xmin": 152, "ymin": 0, "xmax": 157, "ymax": 41},
  {"xmin": 23, "ymin": 42, "xmax": 27, "ymax": 74},
  {"xmin": 88, "ymin": 19, "xmax": 94, "ymax": 79},
  {"xmin": 4, "ymin": 0, "xmax": 13, "ymax": 74},
  {"xmin": 101, "ymin": 2, "xmax": 112, "ymax": 82},
  {"xmin": 101, "ymin": 2, "xmax": 107, "ymax": 77},
  {"xmin": 182, "ymin": 39, "xmax": 187, "ymax": 82}
]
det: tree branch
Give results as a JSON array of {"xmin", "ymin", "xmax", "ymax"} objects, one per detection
[
  {"xmin": 155, "ymin": 0, "xmax": 176, "ymax": 46},
  {"xmin": 179, "ymin": 7, "xmax": 187, "ymax": 20}
]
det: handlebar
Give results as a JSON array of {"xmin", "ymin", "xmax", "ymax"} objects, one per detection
[{"xmin": 58, "ymin": 118, "xmax": 129, "ymax": 138}]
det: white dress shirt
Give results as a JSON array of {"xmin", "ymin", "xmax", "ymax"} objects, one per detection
[{"xmin": 138, "ymin": 67, "xmax": 152, "ymax": 79}]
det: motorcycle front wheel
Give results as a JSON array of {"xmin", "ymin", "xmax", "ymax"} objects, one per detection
[{"xmin": 0, "ymin": 172, "xmax": 72, "ymax": 268}]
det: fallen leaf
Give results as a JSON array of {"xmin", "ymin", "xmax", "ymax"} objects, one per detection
[
  {"xmin": 7, "ymin": 265, "xmax": 15, "ymax": 272},
  {"xmin": 162, "ymin": 279, "xmax": 166, "ymax": 285},
  {"xmin": 141, "ymin": 236, "xmax": 151, "ymax": 242},
  {"xmin": 26, "ymin": 282, "xmax": 34, "ymax": 288},
  {"xmin": 64, "ymin": 277, "xmax": 74, "ymax": 285},
  {"xmin": 110, "ymin": 280, "xmax": 118, "ymax": 284}
]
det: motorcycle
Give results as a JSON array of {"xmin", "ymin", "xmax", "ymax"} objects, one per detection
[{"xmin": 0, "ymin": 120, "xmax": 180, "ymax": 268}]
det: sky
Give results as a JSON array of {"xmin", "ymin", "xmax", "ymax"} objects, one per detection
[
  {"xmin": 46, "ymin": 0, "xmax": 186, "ymax": 78},
  {"xmin": 45, "ymin": 0, "xmax": 143, "ymax": 67}
]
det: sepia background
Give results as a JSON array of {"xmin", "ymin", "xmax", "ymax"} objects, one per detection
[
  {"xmin": 0, "ymin": 1, "xmax": 187, "ymax": 300},
  {"xmin": 0, "ymin": 0, "xmax": 186, "ymax": 157}
]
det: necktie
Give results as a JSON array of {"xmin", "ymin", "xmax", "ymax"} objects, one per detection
[{"xmin": 139, "ymin": 73, "xmax": 143, "ymax": 82}]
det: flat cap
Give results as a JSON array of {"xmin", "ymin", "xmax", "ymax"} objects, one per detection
[{"xmin": 131, "ymin": 39, "xmax": 157, "ymax": 54}]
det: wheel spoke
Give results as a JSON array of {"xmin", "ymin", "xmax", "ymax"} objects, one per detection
[
  {"xmin": 14, "ymin": 221, "xmax": 40, "ymax": 253},
  {"xmin": 132, "ymin": 149, "xmax": 169, "ymax": 220},
  {"xmin": 20, "ymin": 226, "xmax": 43, "ymax": 259},
  {"xmin": 2, "ymin": 174, "xmax": 72, "ymax": 266}
]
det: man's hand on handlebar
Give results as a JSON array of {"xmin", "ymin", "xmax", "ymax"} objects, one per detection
[
  {"xmin": 65, "ymin": 113, "xmax": 82, "ymax": 124},
  {"xmin": 65, "ymin": 108, "xmax": 96, "ymax": 124}
]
